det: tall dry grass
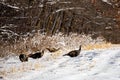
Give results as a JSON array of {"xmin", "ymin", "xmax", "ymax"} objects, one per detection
[{"xmin": 0, "ymin": 32, "xmax": 107, "ymax": 57}]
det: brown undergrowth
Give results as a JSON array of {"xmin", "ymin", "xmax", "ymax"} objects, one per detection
[{"xmin": 0, "ymin": 32, "xmax": 109, "ymax": 57}]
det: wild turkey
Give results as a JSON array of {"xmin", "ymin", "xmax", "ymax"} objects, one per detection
[
  {"xmin": 28, "ymin": 51, "xmax": 44, "ymax": 59},
  {"xmin": 46, "ymin": 47, "xmax": 60, "ymax": 52},
  {"xmin": 19, "ymin": 54, "xmax": 28, "ymax": 62},
  {"xmin": 63, "ymin": 45, "xmax": 81, "ymax": 57}
]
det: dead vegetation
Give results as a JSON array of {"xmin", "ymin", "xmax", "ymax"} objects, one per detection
[{"xmin": 0, "ymin": 31, "xmax": 108, "ymax": 57}]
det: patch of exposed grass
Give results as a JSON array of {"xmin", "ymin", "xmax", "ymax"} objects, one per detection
[
  {"xmin": 83, "ymin": 43, "xmax": 112, "ymax": 50},
  {"xmin": 1, "ymin": 61, "xmax": 43, "ymax": 76}
]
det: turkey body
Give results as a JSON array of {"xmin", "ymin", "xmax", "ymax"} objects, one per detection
[
  {"xmin": 63, "ymin": 45, "xmax": 81, "ymax": 57},
  {"xmin": 28, "ymin": 52, "xmax": 44, "ymax": 59}
]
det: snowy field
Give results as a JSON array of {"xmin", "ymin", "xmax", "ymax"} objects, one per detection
[{"xmin": 0, "ymin": 46, "xmax": 120, "ymax": 80}]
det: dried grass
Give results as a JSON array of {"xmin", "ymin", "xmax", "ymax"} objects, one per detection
[
  {"xmin": 83, "ymin": 43, "xmax": 112, "ymax": 50},
  {"xmin": 0, "ymin": 32, "xmax": 106, "ymax": 57},
  {"xmin": 0, "ymin": 61, "xmax": 43, "ymax": 76}
]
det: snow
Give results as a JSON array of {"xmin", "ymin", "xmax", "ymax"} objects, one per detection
[
  {"xmin": 0, "ymin": 2, "xmax": 20, "ymax": 9},
  {"xmin": 53, "ymin": 7, "xmax": 85, "ymax": 13},
  {"xmin": 102, "ymin": 0, "xmax": 108, "ymax": 2},
  {"xmin": 102, "ymin": 0, "xmax": 112, "ymax": 5},
  {"xmin": 1, "ymin": 47, "xmax": 120, "ymax": 80}
]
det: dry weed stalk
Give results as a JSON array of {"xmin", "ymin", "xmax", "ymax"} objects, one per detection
[{"xmin": 0, "ymin": 32, "xmax": 106, "ymax": 57}]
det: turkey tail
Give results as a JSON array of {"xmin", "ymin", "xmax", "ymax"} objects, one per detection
[{"xmin": 63, "ymin": 54, "xmax": 67, "ymax": 56}]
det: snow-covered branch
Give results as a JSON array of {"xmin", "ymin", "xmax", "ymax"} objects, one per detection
[
  {"xmin": 53, "ymin": 7, "xmax": 85, "ymax": 13},
  {"xmin": 0, "ymin": 2, "xmax": 20, "ymax": 10}
]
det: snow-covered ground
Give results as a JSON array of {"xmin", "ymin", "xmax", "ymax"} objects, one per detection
[{"xmin": 1, "ymin": 47, "xmax": 120, "ymax": 80}]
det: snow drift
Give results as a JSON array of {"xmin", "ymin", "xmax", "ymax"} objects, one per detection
[{"xmin": 1, "ymin": 47, "xmax": 120, "ymax": 80}]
